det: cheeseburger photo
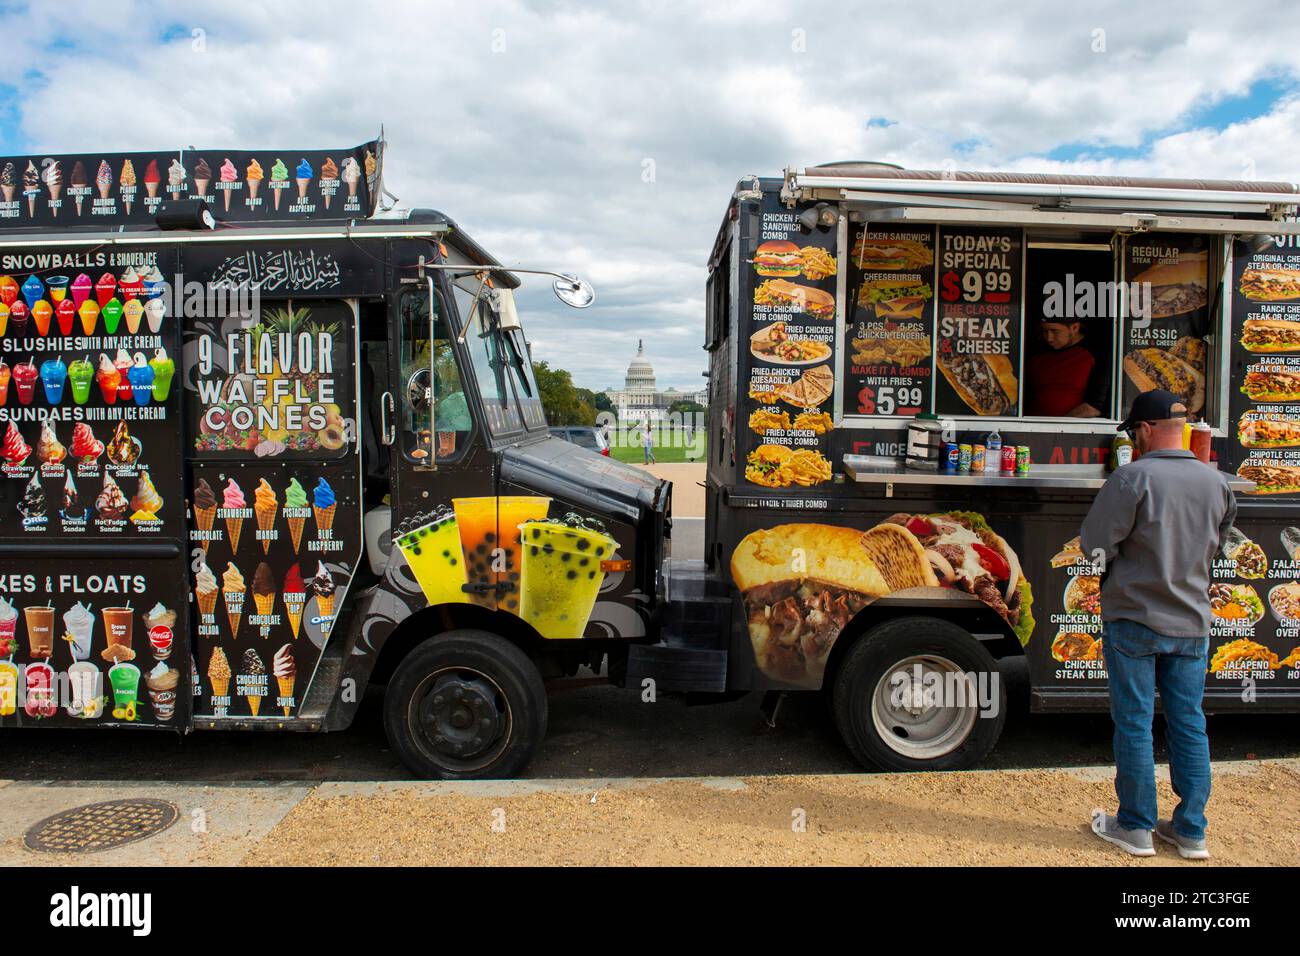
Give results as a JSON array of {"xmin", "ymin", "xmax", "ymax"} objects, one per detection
[{"xmin": 753, "ymin": 240, "xmax": 803, "ymax": 277}]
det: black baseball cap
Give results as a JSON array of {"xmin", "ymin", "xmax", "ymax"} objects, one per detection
[{"xmin": 1117, "ymin": 389, "xmax": 1188, "ymax": 432}]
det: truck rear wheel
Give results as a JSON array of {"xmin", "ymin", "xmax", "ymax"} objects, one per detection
[
  {"xmin": 384, "ymin": 629, "xmax": 548, "ymax": 780},
  {"xmin": 831, "ymin": 616, "xmax": 1006, "ymax": 772}
]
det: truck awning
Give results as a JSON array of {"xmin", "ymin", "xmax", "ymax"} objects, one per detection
[
  {"xmin": 784, "ymin": 165, "xmax": 1300, "ymax": 221},
  {"xmin": 855, "ymin": 204, "xmax": 1300, "ymax": 236}
]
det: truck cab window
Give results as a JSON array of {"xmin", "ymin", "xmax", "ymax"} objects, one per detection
[
  {"xmin": 452, "ymin": 281, "xmax": 524, "ymax": 436},
  {"xmin": 398, "ymin": 285, "xmax": 470, "ymax": 463}
]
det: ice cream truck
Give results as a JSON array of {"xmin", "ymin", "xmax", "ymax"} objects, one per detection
[{"xmin": 0, "ymin": 138, "xmax": 676, "ymax": 779}]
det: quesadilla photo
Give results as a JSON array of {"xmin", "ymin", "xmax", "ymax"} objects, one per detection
[{"xmin": 775, "ymin": 364, "xmax": 834, "ymax": 408}]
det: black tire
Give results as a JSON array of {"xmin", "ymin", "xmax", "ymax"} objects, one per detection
[
  {"xmin": 832, "ymin": 616, "xmax": 1006, "ymax": 772},
  {"xmin": 383, "ymin": 629, "xmax": 547, "ymax": 780}
]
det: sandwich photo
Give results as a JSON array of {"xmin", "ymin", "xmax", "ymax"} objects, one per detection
[
  {"xmin": 851, "ymin": 234, "xmax": 932, "ymax": 271},
  {"xmin": 752, "ymin": 240, "xmax": 802, "ymax": 277},
  {"xmin": 754, "ymin": 279, "xmax": 836, "ymax": 319},
  {"xmin": 1237, "ymin": 462, "xmax": 1300, "ymax": 495},
  {"xmin": 880, "ymin": 512, "xmax": 1035, "ymax": 646},
  {"xmin": 1171, "ymin": 335, "xmax": 1207, "ymax": 368},
  {"xmin": 858, "ymin": 277, "xmax": 932, "ymax": 320},
  {"xmin": 1238, "ymin": 414, "xmax": 1300, "ymax": 448},
  {"xmin": 730, "ymin": 522, "xmax": 937, "ymax": 686},
  {"xmin": 1240, "ymin": 267, "xmax": 1300, "ymax": 302},
  {"xmin": 1224, "ymin": 536, "xmax": 1268, "ymax": 579},
  {"xmin": 937, "ymin": 352, "xmax": 1017, "ymax": 416},
  {"xmin": 1133, "ymin": 253, "xmax": 1207, "ymax": 318},
  {"xmin": 1063, "ymin": 575, "xmax": 1101, "ymax": 617},
  {"xmin": 1051, "ymin": 631, "xmax": 1101, "ymax": 662},
  {"xmin": 1123, "ymin": 347, "xmax": 1206, "ymax": 413},
  {"xmin": 1241, "ymin": 318, "xmax": 1300, "ymax": 353},
  {"xmin": 1240, "ymin": 368, "xmax": 1300, "ymax": 402},
  {"xmin": 775, "ymin": 365, "xmax": 834, "ymax": 408}
]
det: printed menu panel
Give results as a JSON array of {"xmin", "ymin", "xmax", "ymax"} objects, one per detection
[
  {"xmin": 1229, "ymin": 234, "xmax": 1300, "ymax": 496},
  {"xmin": 0, "ymin": 140, "xmax": 381, "ymax": 229},
  {"xmin": 0, "ymin": 558, "xmax": 188, "ymax": 727},
  {"xmin": 934, "ymin": 227, "xmax": 1023, "ymax": 417},
  {"xmin": 1120, "ymin": 235, "xmax": 1210, "ymax": 419},
  {"xmin": 0, "ymin": 248, "xmax": 182, "ymax": 538},
  {"xmin": 740, "ymin": 195, "xmax": 837, "ymax": 489},
  {"xmin": 845, "ymin": 225, "xmax": 935, "ymax": 416},
  {"xmin": 183, "ymin": 299, "xmax": 356, "ymax": 462},
  {"xmin": 189, "ymin": 462, "xmax": 360, "ymax": 719}
]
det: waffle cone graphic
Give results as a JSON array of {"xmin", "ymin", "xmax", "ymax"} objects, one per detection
[
  {"xmin": 210, "ymin": 675, "xmax": 229, "ymax": 698},
  {"xmin": 277, "ymin": 676, "xmax": 295, "ymax": 716},
  {"xmin": 194, "ymin": 178, "xmax": 210, "ymax": 198},
  {"xmin": 224, "ymin": 588, "xmax": 244, "ymax": 637},
  {"xmin": 2, "ymin": 185, "xmax": 13, "ymax": 202},
  {"xmin": 196, "ymin": 587, "xmax": 218, "ymax": 618},
  {"xmin": 226, "ymin": 516, "xmax": 244, "ymax": 553},
  {"xmin": 255, "ymin": 502, "xmax": 277, "ymax": 552},
  {"xmin": 146, "ymin": 182, "xmax": 159, "ymax": 200},
  {"xmin": 195, "ymin": 505, "xmax": 216, "ymax": 551},
  {"xmin": 254, "ymin": 592, "xmax": 275, "ymax": 617},
  {"xmin": 288, "ymin": 516, "xmax": 307, "ymax": 553},
  {"xmin": 285, "ymin": 599, "xmax": 304, "ymax": 639},
  {"xmin": 314, "ymin": 504, "xmax": 336, "ymax": 533},
  {"xmin": 323, "ymin": 191, "xmax": 332, "ymax": 210},
  {"xmin": 316, "ymin": 593, "xmax": 335, "ymax": 618},
  {"xmin": 247, "ymin": 695, "xmax": 262, "ymax": 717},
  {"xmin": 74, "ymin": 195, "xmax": 84, "ymax": 215},
  {"xmin": 274, "ymin": 187, "xmax": 283, "ymax": 211},
  {"xmin": 248, "ymin": 179, "xmax": 260, "ymax": 201},
  {"xmin": 223, "ymin": 189, "xmax": 232, "ymax": 212}
]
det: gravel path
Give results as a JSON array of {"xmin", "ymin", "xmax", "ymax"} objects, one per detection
[{"xmin": 243, "ymin": 760, "xmax": 1299, "ymax": 866}]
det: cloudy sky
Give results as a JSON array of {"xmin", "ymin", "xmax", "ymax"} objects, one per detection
[{"xmin": 1, "ymin": 0, "xmax": 1297, "ymax": 391}]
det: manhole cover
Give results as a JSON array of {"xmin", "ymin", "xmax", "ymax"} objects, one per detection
[{"xmin": 25, "ymin": 799, "xmax": 179, "ymax": 854}]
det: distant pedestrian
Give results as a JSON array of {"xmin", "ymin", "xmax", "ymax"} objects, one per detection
[
  {"xmin": 1080, "ymin": 390, "xmax": 1235, "ymax": 860},
  {"xmin": 641, "ymin": 424, "xmax": 656, "ymax": 464}
]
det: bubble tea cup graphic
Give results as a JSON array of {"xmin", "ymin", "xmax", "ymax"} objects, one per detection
[
  {"xmin": 517, "ymin": 520, "xmax": 618, "ymax": 639},
  {"xmin": 452, "ymin": 497, "xmax": 550, "ymax": 610},
  {"xmin": 395, "ymin": 508, "xmax": 470, "ymax": 606}
]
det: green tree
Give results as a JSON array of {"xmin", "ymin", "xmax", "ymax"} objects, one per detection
[
  {"xmin": 534, "ymin": 360, "xmax": 595, "ymax": 426},
  {"xmin": 668, "ymin": 400, "xmax": 705, "ymax": 417},
  {"xmin": 592, "ymin": 391, "xmax": 615, "ymax": 413}
]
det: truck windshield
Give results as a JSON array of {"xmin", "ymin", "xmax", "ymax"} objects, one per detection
[{"xmin": 452, "ymin": 280, "xmax": 524, "ymax": 435}]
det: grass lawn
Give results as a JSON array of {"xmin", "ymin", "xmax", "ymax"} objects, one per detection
[{"xmin": 608, "ymin": 427, "xmax": 707, "ymax": 464}]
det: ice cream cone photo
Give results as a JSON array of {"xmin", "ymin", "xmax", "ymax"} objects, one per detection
[
  {"xmin": 197, "ymin": 588, "xmax": 218, "ymax": 618},
  {"xmin": 316, "ymin": 593, "xmax": 335, "ymax": 619},
  {"xmin": 194, "ymin": 178, "xmax": 210, "ymax": 198},
  {"xmin": 123, "ymin": 198, "xmax": 132, "ymax": 214},
  {"xmin": 145, "ymin": 181, "xmax": 158, "ymax": 199},
  {"xmin": 226, "ymin": 602, "xmax": 243, "ymax": 637},
  {"xmin": 247, "ymin": 695, "xmax": 262, "ymax": 717},
  {"xmin": 256, "ymin": 505, "xmax": 277, "ymax": 551},
  {"xmin": 223, "ymin": 189, "xmax": 232, "ymax": 212},
  {"xmin": 226, "ymin": 516, "xmax": 244, "ymax": 553},
  {"xmin": 210, "ymin": 675, "xmax": 229, "ymax": 698},
  {"xmin": 48, "ymin": 183, "xmax": 62, "ymax": 214},
  {"xmin": 323, "ymin": 191, "xmax": 332, "ymax": 210},
  {"xmin": 277, "ymin": 676, "xmax": 294, "ymax": 716},
  {"xmin": 254, "ymin": 592, "xmax": 275, "ymax": 617},
  {"xmin": 97, "ymin": 184, "xmax": 110, "ymax": 201},
  {"xmin": 273, "ymin": 188, "xmax": 283, "ymax": 210},
  {"xmin": 296, "ymin": 177, "xmax": 310, "ymax": 200},
  {"xmin": 314, "ymin": 503, "xmax": 336, "ymax": 533},
  {"xmin": 74, "ymin": 196, "xmax": 83, "ymax": 215},
  {"xmin": 247, "ymin": 179, "xmax": 261, "ymax": 201},
  {"xmin": 1, "ymin": 185, "xmax": 13, "ymax": 203},
  {"xmin": 27, "ymin": 195, "xmax": 36, "ymax": 217},
  {"xmin": 285, "ymin": 602, "xmax": 303, "ymax": 638}
]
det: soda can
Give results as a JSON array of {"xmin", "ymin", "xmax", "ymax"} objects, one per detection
[
  {"xmin": 1015, "ymin": 445, "xmax": 1031, "ymax": 475},
  {"xmin": 1001, "ymin": 445, "xmax": 1017, "ymax": 474},
  {"xmin": 941, "ymin": 442, "xmax": 959, "ymax": 472},
  {"xmin": 971, "ymin": 444, "xmax": 986, "ymax": 473},
  {"xmin": 957, "ymin": 444, "xmax": 972, "ymax": 473}
]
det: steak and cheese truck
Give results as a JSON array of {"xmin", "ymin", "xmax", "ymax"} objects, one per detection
[{"xmin": 2, "ymin": 144, "xmax": 1299, "ymax": 778}]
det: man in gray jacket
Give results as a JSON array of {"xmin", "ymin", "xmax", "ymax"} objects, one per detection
[{"xmin": 1079, "ymin": 390, "xmax": 1236, "ymax": 859}]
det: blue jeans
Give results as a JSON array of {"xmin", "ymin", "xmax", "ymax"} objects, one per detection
[{"xmin": 1101, "ymin": 620, "xmax": 1211, "ymax": 839}]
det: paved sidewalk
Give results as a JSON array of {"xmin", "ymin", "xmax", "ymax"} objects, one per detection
[{"xmin": 2, "ymin": 760, "xmax": 1295, "ymax": 866}]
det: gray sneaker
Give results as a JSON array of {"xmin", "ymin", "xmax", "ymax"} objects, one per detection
[
  {"xmin": 1155, "ymin": 819, "xmax": 1210, "ymax": 860},
  {"xmin": 1090, "ymin": 809, "xmax": 1155, "ymax": 856}
]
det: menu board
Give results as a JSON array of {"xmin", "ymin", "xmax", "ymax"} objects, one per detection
[
  {"xmin": 1228, "ymin": 235, "xmax": 1300, "ymax": 495},
  {"xmin": 0, "ymin": 245, "xmax": 187, "ymax": 728},
  {"xmin": 1120, "ymin": 235, "xmax": 1210, "ymax": 419},
  {"xmin": 739, "ymin": 196, "xmax": 837, "ymax": 489},
  {"xmin": 934, "ymin": 227, "xmax": 1023, "ymax": 417},
  {"xmin": 845, "ymin": 225, "xmax": 935, "ymax": 416},
  {"xmin": 0, "ymin": 140, "xmax": 382, "ymax": 229},
  {"xmin": 189, "ymin": 462, "xmax": 360, "ymax": 719},
  {"xmin": 183, "ymin": 299, "xmax": 356, "ymax": 462}
]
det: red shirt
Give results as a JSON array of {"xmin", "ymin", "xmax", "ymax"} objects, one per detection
[{"xmin": 1028, "ymin": 344, "xmax": 1095, "ymax": 417}]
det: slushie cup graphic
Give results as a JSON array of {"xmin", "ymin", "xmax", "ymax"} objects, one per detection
[
  {"xmin": 108, "ymin": 661, "xmax": 140, "ymax": 720},
  {"xmin": 68, "ymin": 356, "xmax": 93, "ymax": 404},
  {"xmin": 23, "ymin": 605, "xmax": 54, "ymax": 658},
  {"xmin": 24, "ymin": 662, "xmax": 57, "ymax": 717},
  {"xmin": 67, "ymin": 661, "xmax": 103, "ymax": 718},
  {"xmin": 395, "ymin": 508, "xmax": 469, "ymax": 605},
  {"xmin": 62, "ymin": 600, "xmax": 94, "ymax": 661},
  {"xmin": 517, "ymin": 520, "xmax": 617, "ymax": 639},
  {"xmin": 452, "ymin": 496, "xmax": 550, "ymax": 609},
  {"xmin": 101, "ymin": 606, "xmax": 133, "ymax": 656},
  {"xmin": 0, "ymin": 660, "xmax": 17, "ymax": 716}
]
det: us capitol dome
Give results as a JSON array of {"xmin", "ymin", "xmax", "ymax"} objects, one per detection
[{"xmin": 601, "ymin": 340, "xmax": 707, "ymax": 425}]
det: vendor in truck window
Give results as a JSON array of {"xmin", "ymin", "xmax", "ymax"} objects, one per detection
[{"xmin": 1026, "ymin": 317, "xmax": 1109, "ymax": 418}]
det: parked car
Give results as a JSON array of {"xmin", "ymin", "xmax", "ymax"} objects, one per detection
[{"xmin": 549, "ymin": 426, "xmax": 610, "ymax": 455}]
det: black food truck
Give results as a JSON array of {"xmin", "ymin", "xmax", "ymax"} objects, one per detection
[{"xmin": 3, "ymin": 144, "xmax": 1300, "ymax": 779}]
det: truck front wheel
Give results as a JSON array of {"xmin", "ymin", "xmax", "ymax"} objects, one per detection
[
  {"xmin": 831, "ymin": 617, "xmax": 1006, "ymax": 772},
  {"xmin": 384, "ymin": 629, "xmax": 548, "ymax": 780}
]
